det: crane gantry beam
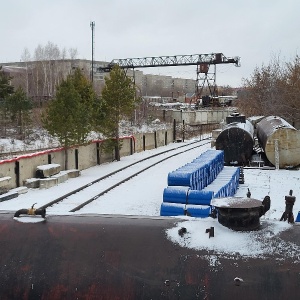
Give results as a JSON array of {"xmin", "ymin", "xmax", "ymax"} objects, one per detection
[{"xmin": 97, "ymin": 53, "xmax": 240, "ymax": 72}]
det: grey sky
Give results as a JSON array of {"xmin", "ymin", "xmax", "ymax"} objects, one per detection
[{"xmin": 1, "ymin": 0, "xmax": 299, "ymax": 87}]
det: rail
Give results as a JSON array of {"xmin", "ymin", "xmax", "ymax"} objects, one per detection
[{"xmin": 37, "ymin": 139, "xmax": 211, "ymax": 213}]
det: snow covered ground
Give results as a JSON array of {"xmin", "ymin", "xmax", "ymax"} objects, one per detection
[{"xmin": 1, "ymin": 138, "xmax": 300, "ymax": 262}]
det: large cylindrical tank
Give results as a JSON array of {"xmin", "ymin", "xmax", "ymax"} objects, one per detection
[
  {"xmin": 256, "ymin": 116, "xmax": 300, "ymax": 168},
  {"xmin": 215, "ymin": 120, "xmax": 254, "ymax": 165},
  {"xmin": 0, "ymin": 213, "xmax": 300, "ymax": 299}
]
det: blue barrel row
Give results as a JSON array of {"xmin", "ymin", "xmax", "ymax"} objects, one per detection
[
  {"xmin": 202, "ymin": 166, "xmax": 240, "ymax": 198},
  {"xmin": 161, "ymin": 187, "xmax": 213, "ymax": 217},
  {"xmin": 160, "ymin": 149, "xmax": 240, "ymax": 218},
  {"xmin": 160, "ymin": 202, "xmax": 211, "ymax": 217},
  {"xmin": 163, "ymin": 187, "xmax": 213, "ymax": 206},
  {"xmin": 160, "ymin": 167, "xmax": 239, "ymax": 217},
  {"xmin": 167, "ymin": 149, "xmax": 224, "ymax": 190}
]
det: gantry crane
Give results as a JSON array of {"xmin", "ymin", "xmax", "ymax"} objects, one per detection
[{"xmin": 97, "ymin": 53, "xmax": 240, "ymax": 99}]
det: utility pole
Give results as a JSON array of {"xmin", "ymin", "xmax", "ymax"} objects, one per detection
[{"xmin": 90, "ymin": 21, "xmax": 95, "ymax": 83}]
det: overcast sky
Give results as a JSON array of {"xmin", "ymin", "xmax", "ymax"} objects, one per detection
[{"xmin": 1, "ymin": 0, "xmax": 300, "ymax": 87}]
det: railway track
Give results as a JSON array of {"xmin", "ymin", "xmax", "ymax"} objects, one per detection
[{"xmin": 39, "ymin": 139, "xmax": 211, "ymax": 214}]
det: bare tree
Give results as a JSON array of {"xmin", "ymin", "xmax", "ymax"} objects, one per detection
[
  {"xmin": 69, "ymin": 48, "xmax": 78, "ymax": 60},
  {"xmin": 281, "ymin": 55, "xmax": 300, "ymax": 125},
  {"xmin": 45, "ymin": 41, "xmax": 61, "ymax": 96},
  {"xmin": 239, "ymin": 56, "xmax": 285, "ymax": 117},
  {"xmin": 33, "ymin": 44, "xmax": 44, "ymax": 99},
  {"xmin": 21, "ymin": 48, "xmax": 31, "ymax": 95}
]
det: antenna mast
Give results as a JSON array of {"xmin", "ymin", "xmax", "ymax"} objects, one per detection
[{"xmin": 90, "ymin": 21, "xmax": 95, "ymax": 83}]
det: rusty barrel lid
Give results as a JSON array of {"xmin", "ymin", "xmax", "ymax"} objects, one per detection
[{"xmin": 211, "ymin": 197, "xmax": 263, "ymax": 209}]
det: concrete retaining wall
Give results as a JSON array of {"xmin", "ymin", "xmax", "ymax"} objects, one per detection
[
  {"xmin": 172, "ymin": 109, "xmax": 233, "ymax": 125},
  {"xmin": 0, "ymin": 160, "xmax": 15, "ymax": 188},
  {"xmin": 0, "ymin": 129, "xmax": 174, "ymax": 190}
]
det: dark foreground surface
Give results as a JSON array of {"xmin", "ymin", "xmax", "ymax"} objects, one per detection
[{"xmin": 0, "ymin": 213, "xmax": 300, "ymax": 300}]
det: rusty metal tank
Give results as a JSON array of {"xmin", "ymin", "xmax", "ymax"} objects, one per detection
[
  {"xmin": 1, "ymin": 213, "xmax": 300, "ymax": 299},
  {"xmin": 256, "ymin": 116, "xmax": 300, "ymax": 168},
  {"xmin": 215, "ymin": 120, "xmax": 254, "ymax": 165}
]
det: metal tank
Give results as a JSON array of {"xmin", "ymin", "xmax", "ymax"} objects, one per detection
[
  {"xmin": 1, "ymin": 213, "xmax": 300, "ymax": 299},
  {"xmin": 256, "ymin": 116, "xmax": 300, "ymax": 168},
  {"xmin": 215, "ymin": 120, "xmax": 254, "ymax": 165}
]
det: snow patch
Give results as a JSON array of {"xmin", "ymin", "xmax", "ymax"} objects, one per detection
[
  {"xmin": 13, "ymin": 216, "xmax": 46, "ymax": 223},
  {"xmin": 166, "ymin": 218, "xmax": 299, "ymax": 261}
]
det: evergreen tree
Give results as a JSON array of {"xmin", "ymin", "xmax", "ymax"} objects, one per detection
[
  {"xmin": 71, "ymin": 68, "xmax": 96, "ymax": 143},
  {"xmin": 6, "ymin": 86, "xmax": 32, "ymax": 137},
  {"xmin": 91, "ymin": 95, "xmax": 106, "ymax": 136},
  {"xmin": 42, "ymin": 69, "xmax": 94, "ymax": 169},
  {"xmin": 100, "ymin": 65, "xmax": 140, "ymax": 161},
  {"xmin": 0, "ymin": 66, "xmax": 15, "ymax": 137},
  {"xmin": 0, "ymin": 66, "xmax": 14, "ymax": 99}
]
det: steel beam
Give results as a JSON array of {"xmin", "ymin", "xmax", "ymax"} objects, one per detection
[{"xmin": 98, "ymin": 53, "xmax": 240, "ymax": 72}]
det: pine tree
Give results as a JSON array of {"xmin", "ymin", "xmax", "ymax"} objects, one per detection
[
  {"xmin": 6, "ymin": 86, "xmax": 32, "ymax": 138},
  {"xmin": 100, "ymin": 65, "xmax": 140, "ymax": 161},
  {"xmin": 0, "ymin": 66, "xmax": 14, "ymax": 99},
  {"xmin": 42, "ymin": 69, "xmax": 93, "ymax": 169},
  {"xmin": 0, "ymin": 66, "xmax": 15, "ymax": 137}
]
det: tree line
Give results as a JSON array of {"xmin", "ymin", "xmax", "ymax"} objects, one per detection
[
  {"xmin": 20, "ymin": 42, "xmax": 93, "ymax": 103},
  {"xmin": 1, "ymin": 43, "xmax": 300, "ymax": 166},
  {"xmin": 238, "ymin": 54, "xmax": 300, "ymax": 127},
  {"xmin": 0, "ymin": 64, "xmax": 139, "ymax": 167}
]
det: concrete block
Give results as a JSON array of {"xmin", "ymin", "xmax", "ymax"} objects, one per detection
[
  {"xmin": 52, "ymin": 172, "xmax": 69, "ymax": 184},
  {"xmin": 24, "ymin": 178, "xmax": 40, "ymax": 189},
  {"xmin": 62, "ymin": 169, "xmax": 80, "ymax": 179},
  {"xmin": 39, "ymin": 177, "xmax": 58, "ymax": 189},
  {"xmin": 36, "ymin": 164, "xmax": 61, "ymax": 178},
  {"xmin": 0, "ymin": 177, "xmax": 11, "ymax": 188}
]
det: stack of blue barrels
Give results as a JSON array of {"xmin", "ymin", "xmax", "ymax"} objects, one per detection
[
  {"xmin": 160, "ymin": 149, "xmax": 240, "ymax": 218},
  {"xmin": 167, "ymin": 149, "xmax": 224, "ymax": 190}
]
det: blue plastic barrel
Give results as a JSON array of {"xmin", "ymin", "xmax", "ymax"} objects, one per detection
[
  {"xmin": 160, "ymin": 203, "xmax": 186, "ymax": 216},
  {"xmin": 185, "ymin": 205, "xmax": 211, "ymax": 218},
  {"xmin": 167, "ymin": 171, "xmax": 193, "ymax": 186},
  {"xmin": 187, "ymin": 190, "xmax": 213, "ymax": 205},
  {"xmin": 163, "ymin": 186, "xmax": 190, "ymax": 203}
]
